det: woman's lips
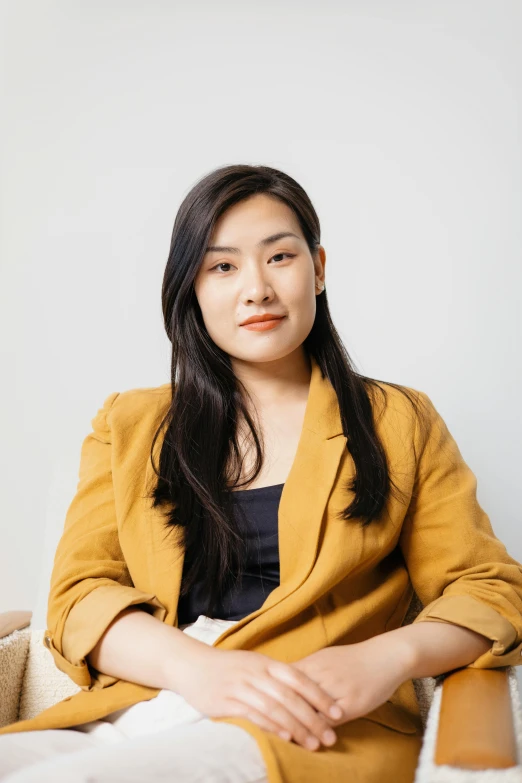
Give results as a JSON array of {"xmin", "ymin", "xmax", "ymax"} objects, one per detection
[{"xmin": 240, "ymin": 316, "xmax": 286, "ymax": 331}]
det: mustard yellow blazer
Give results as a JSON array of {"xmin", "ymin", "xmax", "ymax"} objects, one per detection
[{"xmin": 2, "ymin": 355, "xmax": 522, "ymax": 783}]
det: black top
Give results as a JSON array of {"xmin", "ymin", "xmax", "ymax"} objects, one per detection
[{"xmin": 176, "ymin": 483, "xmax": 284, "ymax": 624}]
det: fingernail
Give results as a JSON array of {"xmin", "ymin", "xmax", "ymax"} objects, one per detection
[
  {"xmin": 323, "ymin": 729, "xmax": 337, "ymax": 744},
  {"xmin": 306, "ymin": 736, "xmax": 320, "ymax": 750},
  {"xmin": 329, "ymin": 705, "xmax": 342, "ymax": 719}
]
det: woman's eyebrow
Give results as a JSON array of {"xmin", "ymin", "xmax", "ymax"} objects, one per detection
[{"xmin": 205, "ymin": 232, "xmax": 300, "ymax": 254}]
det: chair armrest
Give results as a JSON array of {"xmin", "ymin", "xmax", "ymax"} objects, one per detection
[
  {"xmin": 0, "ymin": 611, "xmax": 32, "ymax": 638},
  {"xmin": 18, "ymin": 630, "xmax": 82, "ymax": 722},
  {"xmin": 0, "ymin": 628, "xmax": 31, "ymax": 728},
  {"xmin": 435, "ymin": 667, "xmax": 518, "ymax": 769},
  {"xmin": 415, "ymin": 666, "xmax": 522, "ymax": 782}
]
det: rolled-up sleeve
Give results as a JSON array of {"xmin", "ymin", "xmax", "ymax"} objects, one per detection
[
  {"xmin": 45, "ymin": 391, "xmax": 168, "ymax": 691},
  {"xmin": 399, "ymin": 390, "xmax": 522, "ymax": 669}
]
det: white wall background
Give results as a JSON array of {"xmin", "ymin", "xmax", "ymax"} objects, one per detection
[{"xmin": 1, "ymin": 0, "xmax": 521, "ymax": 689}]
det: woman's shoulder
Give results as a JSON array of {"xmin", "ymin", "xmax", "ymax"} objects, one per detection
[
  {"xmin": 364, "ymin": 377, "xmax": 437, "ymax": 447},
  {"xmin": 366, "ymin": 378, "xmax": 444, "ymax": 464},
  {"xmin": 116, "ymin": 381, "xmax": 172, "ymax": 406},
  {"xmin": 94, "ymin": 382, "xmax": 172, "ymax": 437},
  {"xmin": 366, "ymin": 377, "xmax": 425, "ymax": 418}
]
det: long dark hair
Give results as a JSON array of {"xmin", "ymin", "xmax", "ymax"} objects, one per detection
[{"xmin": 147, "ymin": 164, "xmax": 427, "ymax": 618}]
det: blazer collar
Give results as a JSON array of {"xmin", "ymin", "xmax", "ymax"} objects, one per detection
[
  {"xmin": 142, "ymin": 353, "xmax": 350, "ymax": 648},
  {"xmin": 299, "ymin": 353, "xmax": 344, "ymax": 440}
]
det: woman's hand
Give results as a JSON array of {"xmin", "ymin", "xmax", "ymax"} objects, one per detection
[
  {"xmin": 270, "ymin": 635, "xmax": 414, "ymax": 729},
  {"xmin": 168, "ymin": 645, "xmax": 344, "ymax": 751}
]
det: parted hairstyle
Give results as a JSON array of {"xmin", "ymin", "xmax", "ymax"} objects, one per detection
[{"xmin": 147, "ymin": 163, "xmax": 428, "ymax": 619}]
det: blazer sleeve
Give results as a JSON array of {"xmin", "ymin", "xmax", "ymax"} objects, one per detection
[
  {"xmin": 44, "ymin": 391, "xmax": 168, "ymax": 691},
  {"xmin": 399, "ymin": 390, "xmax": 522, "ymax": 669}
]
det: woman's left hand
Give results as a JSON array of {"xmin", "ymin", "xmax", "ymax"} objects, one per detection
[{"xmin": 267, "ymin": 634, "xmax": 413, "ymax": 727}]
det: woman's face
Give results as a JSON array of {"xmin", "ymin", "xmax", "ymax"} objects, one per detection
[{"xmin": 194, "ymin": 194, "xmax": 326, "ymax": 366}]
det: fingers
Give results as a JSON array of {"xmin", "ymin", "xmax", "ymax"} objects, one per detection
[
  {"xmin": 235, "ymin": 681, "xmax": 337, "ymax": 751},
  {"xmin": 267, "ymin": 663, "xmax": 344, "ymax": 723},
  {"xmin": 226, "ymin": 698, "xmax": 294, "ymax": 742}
]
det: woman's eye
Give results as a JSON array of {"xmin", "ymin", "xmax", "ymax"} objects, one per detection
[
  {"xmin": 271, "ymin": 253, "xmax": 295, "ymax": 263},
  {"xmin": 210, "ymin": 253, "xmax": 295, "ymax": 274}
]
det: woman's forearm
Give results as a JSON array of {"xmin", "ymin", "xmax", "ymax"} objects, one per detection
[
  {"xmin": 383, "ymin": 620, "xmax": 492, "ymax": 680},
  {"xmin": 86, "ymin": 606, "xmax": 211, "ymax": 691}
]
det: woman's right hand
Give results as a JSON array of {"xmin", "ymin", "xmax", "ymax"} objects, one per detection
[{"xmin": 167, "ymin": 645, "xmax": 341, "ymax": 751}]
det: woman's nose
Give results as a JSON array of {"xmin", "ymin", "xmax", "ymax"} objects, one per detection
[{"xmin": 241, "ymin": 277, "xmax": 274, "ymax": 302}]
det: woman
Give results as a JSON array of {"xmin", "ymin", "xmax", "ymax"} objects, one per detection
[{"xmin": 1, "ymin": 164, "xmax": 521, "ymax": 783}]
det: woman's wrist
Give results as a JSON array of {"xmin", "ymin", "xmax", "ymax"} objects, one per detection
[
  {"xmin": 161, "ymin": 628, "xmax": 216, "ymax": 692},
  {"xmin": 380, "ymin": 621, "xmax": 492, "ymax": 680},
  {"xmin": 364, "ymin": 627, "xmax": 418, "ymax": 684}
]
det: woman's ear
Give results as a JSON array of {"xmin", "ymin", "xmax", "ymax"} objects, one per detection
[{"xmin": 314, "ymin": 245, "xmax": 326, "ymax": 290}]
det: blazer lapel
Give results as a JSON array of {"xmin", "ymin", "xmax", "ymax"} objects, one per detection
[
  {"xmin": 264, "ymin": 354, "xmax": 348, "ymax": 603},
  {"xmin": 141, "ymin": 354, "xmax": 350, "ymax": 647}
]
